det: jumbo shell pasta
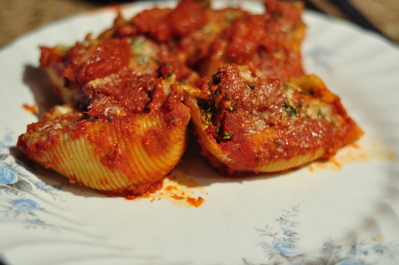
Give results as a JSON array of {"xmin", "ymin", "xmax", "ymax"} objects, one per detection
[
  {"xmin": 186, "ymin": 64, "xmax": 363, "ymax": 175},
  {"xmin": 18, "ymin": 69, "xmax": 192, "ymax": 196},
  {"xmin": 18, "ymin": 92, "xmax": 190, "ymax": 196}
]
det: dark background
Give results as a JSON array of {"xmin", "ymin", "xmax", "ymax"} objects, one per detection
[{"xmin": 0, "ymin": 0, "xmax": 398, "ymax": 49}]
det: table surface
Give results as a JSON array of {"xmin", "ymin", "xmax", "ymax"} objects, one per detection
[{"xmin": 1, "ymin": 0, "xmax": 398, "ymax": 49}]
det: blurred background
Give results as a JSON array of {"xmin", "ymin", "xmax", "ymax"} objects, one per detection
[{"xmin": 0, "ymin": 0, "xmax": 398, "ymax": 48}]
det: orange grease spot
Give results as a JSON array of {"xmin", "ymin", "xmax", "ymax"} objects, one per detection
[
  {"xmin": 309, "ymin": 136, "xmax": 396, "ymax": 172},
  {"xmin": 22, "ymin": 104, "xmax": 38, "ymax": 115},
  {"xmin": 371, "ymin": 235, "xmax": 385, "ymax": 241},
  {"xmin": 140, "ymin": 172, "xmax": 207, "ymax": 207},
  {"xmin": 187, "ymin": 197, "xmax": 204, "ymax": 207},
  {"xmin": 165, "ymin": 185, "xmax": 177, "ymax": 191},
  {"xmin": 328, "ymin": 157, "xmax": 341, "ymax": 169},
  {"xmin": 171, "ymin": 194, "xmax": 185, "ymax": 200}
]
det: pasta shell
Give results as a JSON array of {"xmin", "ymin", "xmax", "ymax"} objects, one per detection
[
  {"xmin": 18, "ymin": 103, "xmax": 190, "ymax": 196},
  {"xmin": 185, "ymin": 64, "xmax": 363, "ymax": 175}
]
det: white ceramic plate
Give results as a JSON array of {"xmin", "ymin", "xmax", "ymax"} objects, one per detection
[{"xmin": 1, "ymin": 1, "xmax": 399, "ymax": 265}]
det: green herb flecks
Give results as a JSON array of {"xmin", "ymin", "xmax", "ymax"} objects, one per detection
[{"xmin": 284, "ymin": 101, "xmax": 297, "ymax": 117}]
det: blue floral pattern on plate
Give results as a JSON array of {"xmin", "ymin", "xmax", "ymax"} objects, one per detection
[
  {"xmin": 306, "ymin": 45, "xmax": 334, "ymax": 72},
  {"xmin": 244, "ymin": 205, "xmax": 399, "ymax": 265},
  {"xmin": 0, "ymin": 130, "xmax": 64, "ymax": 231}
]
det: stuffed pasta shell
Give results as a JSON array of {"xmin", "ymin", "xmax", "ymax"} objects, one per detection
[
  {"xmin": 99, "ymin": 0, "xmax": 305, "ymax": 82},
  {"xmin": 18, "ymin": 74, "xmax": 191, "ymax": 197},
  {"xmin": 186, "ymin": 64, "xmax": 363, "ymax": 175},
  {"xmin": 194, "ymin": 0, "xmax": 306, "ymax": 81},
  {"xmin": 39, "ymin": 35, "xmax": 199, "ymax": 107}
]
